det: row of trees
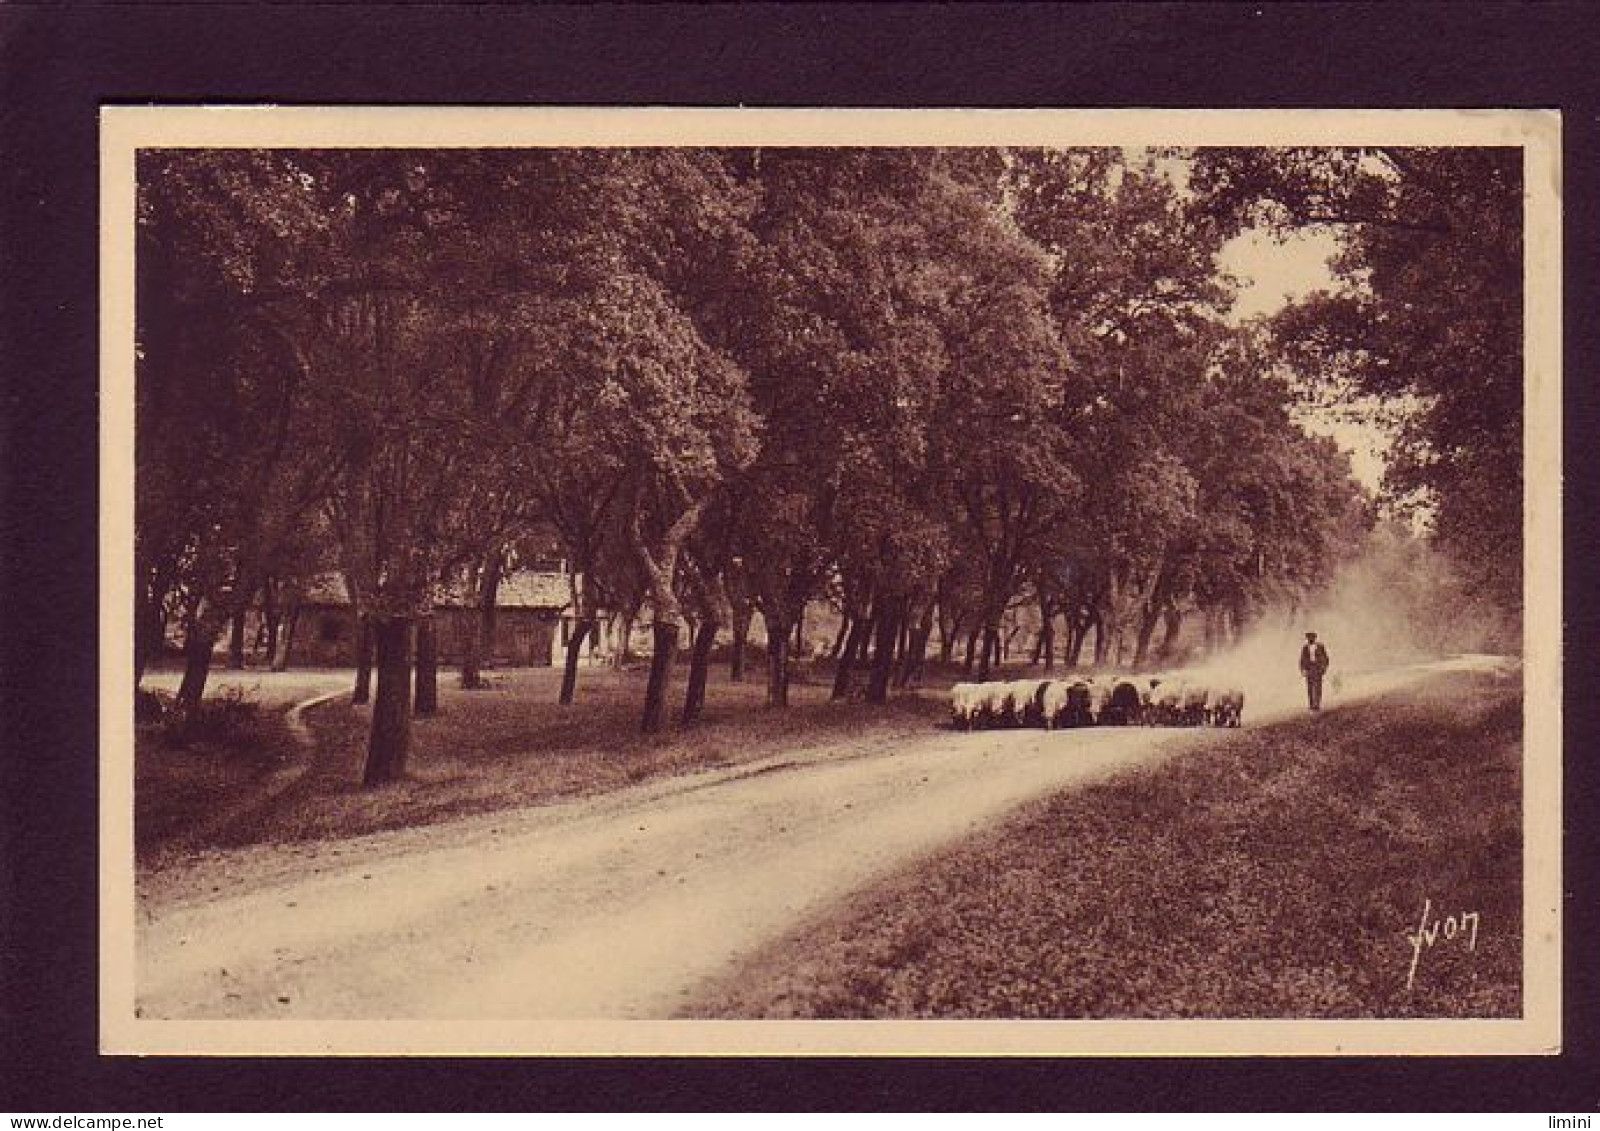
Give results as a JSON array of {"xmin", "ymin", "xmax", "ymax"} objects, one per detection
[
  {"xmin": 137, "ymin": 145, "xmax": 1514, "ymax": 784},
  {"xmin": 1190, "ymin": 147, "xmax": 1524, "ymax": 611}
]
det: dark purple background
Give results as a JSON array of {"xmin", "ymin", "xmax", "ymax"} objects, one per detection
[{"xmin": 1, "ymin": 1, "xmax": 1596, "ymax": 1112}]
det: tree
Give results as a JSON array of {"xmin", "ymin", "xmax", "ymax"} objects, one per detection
[
  {"xmin": 1005, "ymin": 148, "xmax": 1232, "ymax": 668},
  {"xmin": 716, "ymin": 149, "xmax": 1069, "ymax": 700},
  {"xmin": 923, "ymin": 163, "xmax": 1079, "ymax": 681},
  {"xmin": 589, "ymin": 271, "xmax": 758, "ymax": 732},
  {"xmin": 136, "ymin": 150, "xmax": 342, "ymax": 712},
  {"xmin": 285, "ymin": 151, "xmax": 500, "ymax": 781},
  {"xmin": 1190, "ymin": 146, "xmax": 1523, "ymax": 616}
]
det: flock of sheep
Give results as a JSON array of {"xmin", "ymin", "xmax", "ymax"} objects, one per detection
[{"xmin": 948, "ymin": 673, "xmax": 1246, "ymax": 731}]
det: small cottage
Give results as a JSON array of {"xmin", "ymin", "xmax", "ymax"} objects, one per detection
[{"xmin": 290, "ymin": 569, "xmax": 581, "ymax": 669}]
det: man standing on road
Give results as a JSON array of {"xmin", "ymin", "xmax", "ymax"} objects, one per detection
[{"xmin": 1299, "ymin": 631, "xmax": 1330, "ymax": 712}]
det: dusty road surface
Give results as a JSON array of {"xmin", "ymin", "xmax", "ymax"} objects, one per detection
[{"xmin": 134, "ymin": 656, "xmax": 1509, "ymax": 1020}]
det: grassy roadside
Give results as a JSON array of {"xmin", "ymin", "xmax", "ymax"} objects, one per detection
[
  {"xmin": 684, "ymin": 669, "xmax": 1523, "ymax": 1019},
  {"xmin": 137, "ymin": 665, "xmax": 949, "ymax": 859},
  {"xmin": 134, "ymin": 696, "xmax": 303, "ymax": 855}
]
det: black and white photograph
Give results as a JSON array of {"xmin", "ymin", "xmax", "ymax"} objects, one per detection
[{"xmin": 100, "ymin": 107, "xmax": 1561, "ymax": 1056}]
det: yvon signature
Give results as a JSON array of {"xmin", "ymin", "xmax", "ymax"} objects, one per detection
[{"xmin": 1405, "ymin": 897, "xmax": 1481, "ymax": 990}]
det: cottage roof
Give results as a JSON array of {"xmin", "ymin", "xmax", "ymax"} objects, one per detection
[
  {"xmin": 485, "ymin": 570, "xmax": 572, "ymax": 610},
  {"xmin": 301, "ymin": 573, "xmax": 350, "ymax": 605},
  {"xmin": 298, "ymin": 570, "xmax": 573, "ymax": 611}
]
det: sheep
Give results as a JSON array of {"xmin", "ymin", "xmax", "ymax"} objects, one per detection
[
  {"xmin": 1007, "ymin": 679, "xmax": 1050, "ymax": 727},
  {"xmin": 1105, "ymin": 679, "xmax": 1144, "ymax": 725},
  {"xmin": 977, "ymin": 682, "xmax": 1012, "ymax": 727},
  {"xmin": 1150, "ymin": 679, "xmax": 1185, "ymax": 726},
  {"xmin": 994, "ymin": 680, "xmax": 1022, "ymax": 727},
  {"xmin": 1086, "ymin": 679, "xmax": 1114, "ymax": 724},
  {"xmin": 1138, "ymin": 677, "xmax": 1164, "ymax": 724},
  {"xmin": 949, "ymin": 682, "xmax": 986, "ymax": 730},
  {"xmin": 954, "ymin": 671, "xmax": 1237, "ymax": 732},
  {"xmin": 1211, "ymin": 686, "xmax": 1245, "ymax": 728},
  {"xmin": 1039, "ymin": 679, "xmax": 1072, "ymax": 730},
  {"xmin": 1062, "ymin": 678, "xmax": 1096, "ymax": 727}
]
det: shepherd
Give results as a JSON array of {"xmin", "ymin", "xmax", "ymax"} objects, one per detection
[{"xmin": 1299, "ymin": 631, "xmax": 1330, "ymax": 712}]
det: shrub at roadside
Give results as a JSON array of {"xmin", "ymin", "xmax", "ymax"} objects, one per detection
[
  {"xmin": 137, "ymin": 689, "xmax": 300, "ymax": 853},
  {"xmin": 159, "ymin": 687, "xmax": 271, "ymax": 749}
]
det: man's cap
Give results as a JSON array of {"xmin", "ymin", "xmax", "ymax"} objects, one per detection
[{"xmin": 1305, "ymin": 631, "xmax": 1318, "ymax": 639}]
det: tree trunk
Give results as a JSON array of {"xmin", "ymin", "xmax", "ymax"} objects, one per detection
[
  {"xmin": 866, "ymin": 598, "xmax": 903, "ymax": 704},
  {"xmin": 352, "ymin": 615, "xmax": 374, "ymax": 704},
  {"xmin": 1041, "ymin": 613, "xmax": 1056, "ymax": 672},
  {"xmin": 681, "ymin": 616, "xmax": 719, "ymax": 725},
  {"xmin": 962, "ymin": 625, "xmax": 980, "ymax": 676},
  {"xmin": 414, "ymin": 615, "xmax": 439, "ymax": 716},
  {"xmin": 1158, "ymin": 606, "xmax": 1183, "ymax": 661},
  {"xmin": 976, "ymin": 624, "xmax": 1000, "ymax": 681},
  {"xmin": 1092, "ymin": 614, "xmax": 1108, "ymax": 667},
  {"xmin": 939, "ymin": 611, "xmax": 959, "ymax": 666},
  {"xmin": 628, "ymin": 493, "xmax": 711, "ymax": 730},
  {"xmin": 458, "ymin": 563, "xmax": 487, "ymax": 690},
  {"xmin": 897, "ymin": 601, "xmax": 935, "ymax": 688},
  {"xmin": 175, "ymin": 617, "xmax": 217, "ymax": 712},
  {"xmin": 362, "ymin": 616, "xmax": 413, "ymax": 786},
  {"xmin": 766, "ymin": 613, "xmax": 791, "ymax": 707},
  {"xmin": 135, "ymin": 588, "xmax": 167, "ymax": 686},
  {"xmin": 831, "ymin": 614, "xmax": 873, "ymax": 701},
  {"xmin": 227, "ymin": 608, "xmax": 247, "ymax": 670},
  {"xmin": 271, "ymin": 606, "xmax": 299, "ymax": 672},
  {"xmin": 793, "ymin": 610, "xmax": 805, "ymax": 655},
  {"xmin": 1134, "ymin": 605, "xmax": 1160, "ymax": 667},
  {"xmin": 1069, "ymin": 610, "xmax": 1093, "ymax": 667},
  {"xmin": 640, "ymin": 622, "xmax": 680, "ymax": 734},
  {"xmin": 458, "ymin": 631, "xmax": 482, "ymax": 690},
  {"xmin": 617, "ymin": 607, "xmax": 638, "ymax": 667},
  {"xmin": 729, "ymin": 602, "xmax": 752, "ymax": 682},
  {"xmin": 559, "ymin": 619, "xmax": 593, "ymax": 706},
  {"xmin": 262, "ymin": 582, "xmax": 280, "ymax": 665},
  {"xmin": 475, "ymin": 559, "xmax": 502, "ymax": 674},
  {"xmin": 829, "ymin": 615, "xmax": 851, "ymax": 661}
]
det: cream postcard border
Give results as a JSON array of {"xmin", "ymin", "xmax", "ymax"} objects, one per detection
[{"xmin": 99, "ymin": 106, "xmax": 1562, "ymax": 1057}]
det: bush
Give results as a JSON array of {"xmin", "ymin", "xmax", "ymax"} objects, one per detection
[
  {"xmin": 135, "ymin": 687, "xmax": 172, "ymax": 724},
  {"xmin": 161, "ymin": 687, "xmax": 266, "ymax": 751}
]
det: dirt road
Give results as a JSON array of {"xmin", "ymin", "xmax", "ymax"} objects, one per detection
[{"xmin": 133, "ymin": 656, "xmax": 1509, "ymax": 1020}]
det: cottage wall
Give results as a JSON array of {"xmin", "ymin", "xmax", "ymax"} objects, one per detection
[
  {"xmin": 241, "ymin": 604, "xmax": 560, "ymax": 669},
  {"xmin": 438, "ymin": 607, "xmax": 558, "ymax": 667},
  {"xmin": 295, "ymin": 604, "xmax": 361, "ymax": 667}
]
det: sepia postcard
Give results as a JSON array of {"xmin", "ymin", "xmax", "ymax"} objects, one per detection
[{"xmin": 100, "ymin": 106, "xmax": 1562, "ymax": 1057}]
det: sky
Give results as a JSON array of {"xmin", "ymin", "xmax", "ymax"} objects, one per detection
[{"xmin": 1216, "ymin": 226, "xmax": 1392, "ymax": 494}]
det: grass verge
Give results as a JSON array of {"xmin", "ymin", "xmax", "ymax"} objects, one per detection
[
  {"xmin": 135, "ymin": 692, "xmax": 302, "ymax": 854},
  {"xmin": 684, "ymin": 669, "xmax": 1522, "ymax": 1019},
  {"xmin": 140, "ymin": 665, "xmax": 949, "ymax": 858}
]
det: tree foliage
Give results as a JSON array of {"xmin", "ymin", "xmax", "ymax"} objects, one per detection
[
  {"xmin": 1190, "ymin": 146, "xmax": 1522, "ymax": 611},
  {"xmin": 137, "ymin": 144, "xmax": 1456, "ymax": 782}
]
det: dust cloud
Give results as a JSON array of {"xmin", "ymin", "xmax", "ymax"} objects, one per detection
[{"xmin": 1180, "ymin": 529, "xmax": 1518, "ymax": 715}]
